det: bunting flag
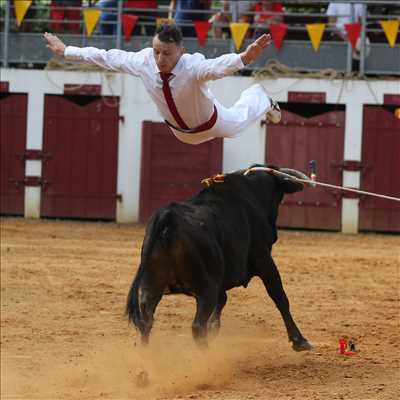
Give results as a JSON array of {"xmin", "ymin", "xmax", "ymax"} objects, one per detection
[
  {"xmin": 194, "ymin": 21, "xmax": 211, "ymax": 47},
  {"xmin": 306, "ymin": 23, "xmax": 325, "ymax": 52},
  {"xmin": 344, "ymin": 22, "xmax": 361, "ymax": 49},
  {"xmin": 270, "ymin": 23, "xmax": 288, "ymax": 50},
  {"xmin": 156, "ymin": 18, "xmax": 175, "ymax": 28},
  {"xmin": 230, "ymin": 22, "xmax": 249, "ymax": 51},
  {"xmin": 380, "ymin": 20, "xmax": 399, "ymax": 48},
  {"xmin": 83, "ymin": 8, "xmax": 101, "ymax": 37},
  {"xmin": 122, "ymin": 14, "xmax": 138, "ymax": 42},
  {"xmin": 14, "ymin": 0, "xmax": 32, "ymax": 26}
]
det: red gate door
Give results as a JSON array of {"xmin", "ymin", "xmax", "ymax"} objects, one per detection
[
  {"xmin": 359, "ymin": 105, "xmax": 400, "ymax": 232},
  {"xmin": 266, "ymin": 105, "xmax": 345, "ymax": 230},
  {"xmin": 139, "ymin": 121, "xmax": 223, "ymax": 222},
  {"xmin": 0, "ymin": 93, "xmax": 27, "ymax": 215},
  {"xmin": 41, "ymin": 95, "xmax": 119, "ymax": 220}
]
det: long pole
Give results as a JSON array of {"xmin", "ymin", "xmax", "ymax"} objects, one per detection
[
  {"xmin": 2, "ymin": 0, "xmax": 10, "ymax": 68},
  {"xmin": 346, "ymin": 4, "xmax": 356, "ymax": 74},
  {"xmin": 116, "ymin": 0, "xmax": 123, "ymax": 49},
  {"xmin": 359, "ymin": 3, "xmax": 367, "ymax": 77},
  {"xmin": 244, "ymin": 167, "xmax": 400, "ymax": 203}
]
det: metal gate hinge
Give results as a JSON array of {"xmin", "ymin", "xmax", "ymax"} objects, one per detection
[
  {"xmin": 9, "ymin": 177, "xmax": 52, "ymax": 187},
  {"xmin": 331, "ymin": 161, "xmax": 364, "ymax": 171},
  {"xmin": 16, "ymin": 151, "xmax": 52, "ymax": 161}
]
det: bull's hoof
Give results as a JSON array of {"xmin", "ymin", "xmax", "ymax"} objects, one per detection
[
  {"xmin": 135, "ymin": 370, "xmax": 150, "ymax": 387},
  {"xmin": 194, "ymin": 337, "xmax": 209, "ymax": 351},
  {"xmin": 292, "ymin": 339, "xmax": 313, "ymax": 352},
  {"xmin": 207, "ymin": 320, "xmax": 221, "ymax": 340},
  {"xmin": 141, "ymin": 335, "xmax": 149, "ymax": 346}
]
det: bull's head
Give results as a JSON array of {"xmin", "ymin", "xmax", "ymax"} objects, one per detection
[
  {"xmin": 201, "ymin": 165, "xmax": 310, "ymax": 194},
  {"xmin": 244, "ymin": 164, "xmax": 310, "ymax": 194},
  {"xmin": 273, "ymin": 167, "xmax": 309, "ymax": 193}
]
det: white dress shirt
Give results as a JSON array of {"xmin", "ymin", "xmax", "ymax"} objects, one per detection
[
  {"xmin": 326, "ymin": 3, "xmax": 363, "ymax": 34},
  {"xmin": 229, "ymin": 0, "xmax": 256, "ymax": 15},
  {"xmin": 64, "ymin": 46, "xmax": 244, "ymax": 129}
]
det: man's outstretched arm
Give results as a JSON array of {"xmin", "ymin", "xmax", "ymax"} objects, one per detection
[
  {"xmin": 43, "ymin": 32, "xmax": 146, "ymax": 75},
  {"xmin": 195, "ymin": 34, "xmax": 272, "ymax": 81}
]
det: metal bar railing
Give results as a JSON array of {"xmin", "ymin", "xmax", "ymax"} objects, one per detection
[
  {"xmin": 116, "ymin": 1, "xmax": 123, "ymax": 49},
  {"xmin": 1, "ymin": 0, "xmax": 399, "ymax": 74},
  {"xmin": 2, "ymin": 0, "xmax": 10, "ymax": 67},
  {"xmin": 359, "ymin": 4, "xmax": 367, "ymax": 76}
]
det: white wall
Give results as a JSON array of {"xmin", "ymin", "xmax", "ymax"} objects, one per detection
[{"xmin": 1, "ymin": 68, "xmax": 399, "ymax": 229}]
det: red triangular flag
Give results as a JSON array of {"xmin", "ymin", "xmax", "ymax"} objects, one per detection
[
  {"xmin": 194, "ymin": 21, "xmax": 211, "ymax": 47},
  {"xmin": 122, "ymin": 14, "xmax": 138, "ymax": 42},
  {"xmin": 269, "ymin": 23, "xmax": 288, "ymax": 50},
  {"xmin": 344, "ymin": 22, "xmax": 361, "ymax": 49}
]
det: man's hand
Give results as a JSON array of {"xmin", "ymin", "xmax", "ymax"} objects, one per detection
[
  {"xmin": 43, "ymin": 32, "xmax": 66, "ymax": 57},
  {"xmin": 240, "ymin": 33, "xmax": 271, "ymax": 65}
]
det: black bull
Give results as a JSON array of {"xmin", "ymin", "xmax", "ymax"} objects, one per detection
[{"xmin": 126, "ymin": 166, "xmax": 313, "ymax": 352}]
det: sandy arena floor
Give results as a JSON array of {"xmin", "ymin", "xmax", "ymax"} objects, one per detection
[{"xmin": 1, "ymin": 217, "xmax": 399, "ymax": 400}]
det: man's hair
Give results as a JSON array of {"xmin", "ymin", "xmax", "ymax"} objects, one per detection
[{"xmin": 155, "ymin": 24, "xmax": 183, "ymax": 45}]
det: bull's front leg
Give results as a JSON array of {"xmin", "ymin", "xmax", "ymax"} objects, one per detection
[{"xmin": 257, "ymin": 257, "xmax": 313, "ymax": 352}]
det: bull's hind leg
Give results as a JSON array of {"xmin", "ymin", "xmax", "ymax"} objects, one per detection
[
  {"xmin": 208, "ymin": 291, "xmax": 227, "ymax": 339},
  {"xmin": 258, "ymin": 257, "xmax": 313, "ymax": 352},
  {"xmin": 192, "ymin": 287, "xmax": 218, "ymax": 349},
  {"xmin": 139, "ymin": 286, "xmax": 164, "ymax": 345}
]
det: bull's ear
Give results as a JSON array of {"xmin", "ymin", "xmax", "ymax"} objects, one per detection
[{"xmin": 279, "ymin": 178, "xmax": 304, "ymax": 194}]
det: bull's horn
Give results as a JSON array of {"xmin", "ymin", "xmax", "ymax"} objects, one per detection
[{"xmin": 278, "ymin": 168, "xmax": 310, "ymax": 182}]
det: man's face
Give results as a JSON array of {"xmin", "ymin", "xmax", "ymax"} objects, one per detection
[{"xmin": 152, "ymin": 35, "xmax": 184, "ymax": 73}]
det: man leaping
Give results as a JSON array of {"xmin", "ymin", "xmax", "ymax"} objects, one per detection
[{"xmin": 44, "ymin": 24, "xmax": 281, "ymax": 145}]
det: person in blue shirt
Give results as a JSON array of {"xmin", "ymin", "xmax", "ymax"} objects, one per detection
[
  {"xmin": 169, "ymin": 0, "xmax": 211, "ymax": 36},
  {"xmin": 97, "ymin": 0, "xmax": 118, "ymax": 35}
]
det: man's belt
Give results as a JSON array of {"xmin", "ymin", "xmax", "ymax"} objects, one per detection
[{"xmin": 165, "ymin": 105, "xmax": 218, "ymax": 134}]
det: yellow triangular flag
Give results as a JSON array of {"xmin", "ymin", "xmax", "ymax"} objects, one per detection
[
  {"xmin": 14, "ymin": 0, "xmax": 32, "ymax": 27},
  {"xmin": 380, "ymin": 20, "xmax": 399, "ymax": 48},
  {"xmin": 83, "ymin": 8, "xmax": 101, "ymax": 37},
  {"xmin": 306, "ymin": 23, "xmax": 326, "ymax": 52},
  {"xmin": 156, "ymin": 18, "xmax": 175, "ymax": 28},
  {"xmin": 230, "ymin": 22, "xmax": 250, "ymax": 51}
]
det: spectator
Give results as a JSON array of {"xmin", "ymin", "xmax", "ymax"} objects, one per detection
[
  {"xmin": 326, "ymin": 2, "xmax": 363, "ymax": 41},
  {"xmin": 97, "ymin": 0, "xmax": 117, "ymax": 35},
  {"xmin": 169, "ymin": 0, "xmax": 211, "ymax": 37},
  {"xmin": 50, "ymin": 0, "xmax": 82, "ymax": 34},
  {"xmin": 253, "ymin": 0, "xmax": 284, "ymax": 38},
  {"xmin": 209, "ymin": 0, "xmax": 256, "ymax": 39},
  {"xmin": 97, "ymin": 0, "xmax": 158, "ymax": 36},
  {"xmin": 124, "ymin": 0, "xmax": 158, "ymax": 36},
  {"xmin": 18, "ymin": 0, "xmax": 39, "ymax": 32},
  {"xmin": 326, "ymin": 2, "xmax": 366, "ymax": 71}
]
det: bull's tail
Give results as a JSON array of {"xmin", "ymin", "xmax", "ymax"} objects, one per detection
[
  {"xmin": 125, "ymin": 268, "xmax": 145, "ymax": 332},
  {"xmin": 125, "ymin": 208, "xmax": 175, "ymax": 340}
]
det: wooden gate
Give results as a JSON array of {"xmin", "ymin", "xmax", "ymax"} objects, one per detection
[
  {"xmin": 139, "ymin": 121, "xmax": 223, "ymax": 222},
  {"xmin": 0, "ymin": 92, "xmax": 27, "ymax": 215},
  {"xmin": 359, "ymin": 105, "xmax": 400, "ymax": 232},
  {"xmin": 41, "ymin": 94, "xmax": 119, "ymax": 220},
  {"xmin": 265, "ymin": 103, "xmax": 345, "ymax": 230}
]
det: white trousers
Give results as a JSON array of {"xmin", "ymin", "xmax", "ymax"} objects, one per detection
[{"xmin": 171, "ymin": 84, "xmax": 272, "ymax": 145}]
